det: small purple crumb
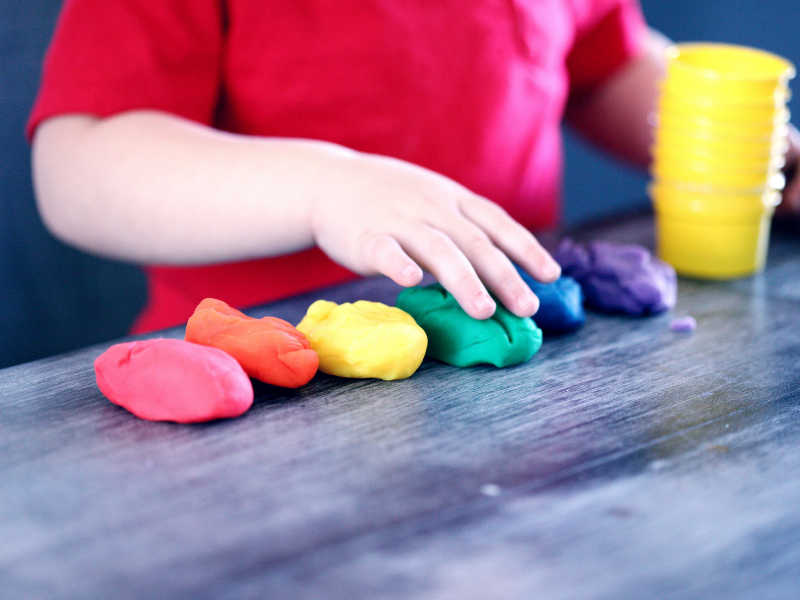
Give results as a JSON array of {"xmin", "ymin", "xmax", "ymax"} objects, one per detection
[{"xmin": 670, "ymin": 316, "xmax": 696, "ymax": 333}]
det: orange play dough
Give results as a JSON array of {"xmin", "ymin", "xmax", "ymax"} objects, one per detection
[{"xmin": 185, "ymin": 298, "xmax": 318, "ymax": 388}]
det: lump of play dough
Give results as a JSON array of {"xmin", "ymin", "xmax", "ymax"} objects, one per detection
[
  {"xmin": 554, "ymin": 238, "xmax": 677, "ymax": 316},
  {"xmin": 185, "ymin": 298, "xmax": 318, "ymax": 388},
  {"xmin": 94, "ymin": 338, "xmax": 253, "ymax": 423},
  {"xmin": 514, "ymin": 266, "xmax": 585, "ymax": 334},
  {"xmin": 395, "ymin": 283, "xmax": 543, "ymax": 368},
  {"xmin": 670, "ymin": 316, "xmax": 697, "ymax": 332},
  {"xmin": 296, "ymin": 300, "xmax": 427, "ymax": 380}
]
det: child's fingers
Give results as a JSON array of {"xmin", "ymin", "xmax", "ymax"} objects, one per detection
[
  {"xmin": 315, "ymin": 153, "xmax": 559, "ymax": 319},
  {"xmin": 459, "ymin": 195, "xmax": 561, "ymax": 282},
  {"xmin": 440, "ymin": 220, "xmax": 541, "ymax": 317},
  {"xmin": 398, "ymin": 225, "xmax": 497, "ymax": 320},
  {"xmin": 360, "ymin": 232, "xmax": 424, "ymax": 287}
]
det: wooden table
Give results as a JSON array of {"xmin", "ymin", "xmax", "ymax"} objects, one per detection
[{"xmin": 2, "ymin": 211, "xmax": 800, "ymax": 600}]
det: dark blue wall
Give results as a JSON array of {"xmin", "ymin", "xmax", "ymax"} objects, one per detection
[
  {"xmin": 563, "ymin": 0, "xmax": 800, "ymax": 226},
  {"xmin": 0, "ymin": 0, "xmax": 146, "ymax": 367}
]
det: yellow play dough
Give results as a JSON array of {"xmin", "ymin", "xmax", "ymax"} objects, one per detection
[{"xmin": 297, "ymin": 300, "xmax": 427, "ymax": 380}]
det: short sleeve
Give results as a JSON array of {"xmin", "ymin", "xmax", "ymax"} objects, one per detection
[
  {"xmin": 27, "ymin": 0, "xmax": 225, "ymax": 139},
  {"xmin": 566, "ymin": 0, "xmax": 648, "ymax": 93}
]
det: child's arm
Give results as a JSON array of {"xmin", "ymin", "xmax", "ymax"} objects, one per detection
[
  {"xmin": 564, "ymin": 28, "xmax": 670, "ymax": 169},
  {"xmin": 781, "ymin": 125, "xmax": 800, "ymax": 213},
  {"xmin": 32, "ymin": 110, "xmax": 560, "ymax": 320}
]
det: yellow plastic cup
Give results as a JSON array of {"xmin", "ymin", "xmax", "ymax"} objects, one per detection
[
  {"xmin": 650, "ymin": 182, "xmax": 780, "ymax": 211},
  {"xmin": 661, "ymin": 79, "xmax": 791, "ymax": 108},
  {"xmin": 654, "ymin": 124, "xmax": 789, "ymax": 158},
  {"xmin": 659, "ymin": 83, "xmax": 790, "ymax": 109},
  {"xmin": 658, "ymin": 92, "xmax": 789, "ymax": 122},
  {"xmin": 656, "ymin": 116, "xmax": 775, "ymax": 142},
  {"xmin": 665, "ymin": 43, "xmax": 796, "ymax": 101},
  {"xmin": 652, "ymin": 159, "xmax": 784, "ymax": 191},
  {"xmin": 658, "ymin": 103, "xmax": 789, "ymax": 138},
  {"xmin": 649, "ymin": 183, "xmax": 779, "ymax": 278},
  {"xmin": 652, "ymin": 142, "xmax": 785, "ymax": 173},
  {"xmin": 656, "ymin": 113, "xmax": 788, "ymax": 142}
]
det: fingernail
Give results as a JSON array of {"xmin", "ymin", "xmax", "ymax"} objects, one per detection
[
  {"xmin": 475, "ymin": 293, "xmax": 495, "ymax": 314},
  {"xmin": 403, "ymin": 265, "xmax": 419, "ymax": 279},
  {"xmin": 517, "ymin": 289, "xmax": 538, "ymax": 314},
  {"xmin": 543, "ymin": 259, "xmax": 561, "ymax": 279}
]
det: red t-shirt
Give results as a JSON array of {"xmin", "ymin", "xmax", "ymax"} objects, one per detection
[{"xmin": 28, "ymin": 0, "xmax": 646, "ymax": 332}]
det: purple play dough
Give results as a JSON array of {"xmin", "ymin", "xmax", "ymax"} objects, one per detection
[
  {"xmin": 554, "ymin": 238, "xmax": 677, "ymax": 316},
  {"xmin": 670, "ymin": 316, "xmax": 697, "ymax": 332}
]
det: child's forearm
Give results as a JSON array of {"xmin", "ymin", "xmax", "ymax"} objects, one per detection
[
  {"xmin": 781, "ymin": 124, "xmax": 800, "ymax": 212},
  {"xmin": 31, "ymin": 110, "xmax": 560, "ymax": 320},
  {"xmin": 32, "ymin": 110, "xmax": 347, "ymax": 264}
]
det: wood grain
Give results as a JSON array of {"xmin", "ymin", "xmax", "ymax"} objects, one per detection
[{"xmin": 2, "ymin": 211, "xmax": 800, "ymax": 599}]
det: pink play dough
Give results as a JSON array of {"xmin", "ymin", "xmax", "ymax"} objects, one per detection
[{"xmin": 94, "ymin": 338, "xmax": 254, "ymax": 423}]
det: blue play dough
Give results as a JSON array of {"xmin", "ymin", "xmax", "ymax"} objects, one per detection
[{"xmin": 515, "ymin": 266, "xmax": 585, "ymax": 334}]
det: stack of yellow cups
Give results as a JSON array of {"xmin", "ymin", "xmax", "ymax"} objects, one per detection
[{"xmin": 650, "ymin": 43, "xmax": 795, "ymax": 278}]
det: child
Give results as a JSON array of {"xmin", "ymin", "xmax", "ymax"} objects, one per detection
[{"xmin": 28, "ymin": 0, "xmax": 799, "ymax": 333}]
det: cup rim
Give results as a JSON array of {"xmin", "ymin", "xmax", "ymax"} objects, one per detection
[
  {"xmin": 667, "ymin": 42, "xmax": 796, "ymax": 83},
  {"xmin": 654, "ymin": 129, "xmax": 788, "ymax": 154},
  {"xmin": 648, "ymin": 182, "xmax": 781, "ymax": 205},
  {"xmin": 658, "ymin": 81, "xmax": 791, "ymax": 108},
  {"xmin": 656, "ymin": 105, "xmax": 790, "ymax": 128},
  {"xmin": 655, "ymin": 121, "xmax": 789, "ymax": 143},
  {"xmin": 652, "ymin": 146, "xmax": 786, "ymax": 171},
  {"xmin": 652, "ymin": 170, "xmax": 781, "ymax": 192},
  {"xmin": 652, "ymin": 199, "xmax": 777, "ymax": 223},
  {"xmin": 658, "ymin": 90, "xmax": 789, "ymax": 113}
]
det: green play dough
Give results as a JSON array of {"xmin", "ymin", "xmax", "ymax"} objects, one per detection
[{"xmin": 396, "ymin": 283, "xmax": 543, "ymax": 368}]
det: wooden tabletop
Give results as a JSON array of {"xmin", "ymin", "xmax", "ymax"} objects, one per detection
[{"xmin": 2, "ymin": 210, "xmax": 800, "ymax": 600}]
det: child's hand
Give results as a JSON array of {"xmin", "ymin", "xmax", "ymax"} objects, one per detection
[
  {"xmin": 309, "ymin": 151, "xmax": 561, "ymax": 320},
  {"xmin": 33, "ymin": 112, "xmax": 559, "ymax": 321}
]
